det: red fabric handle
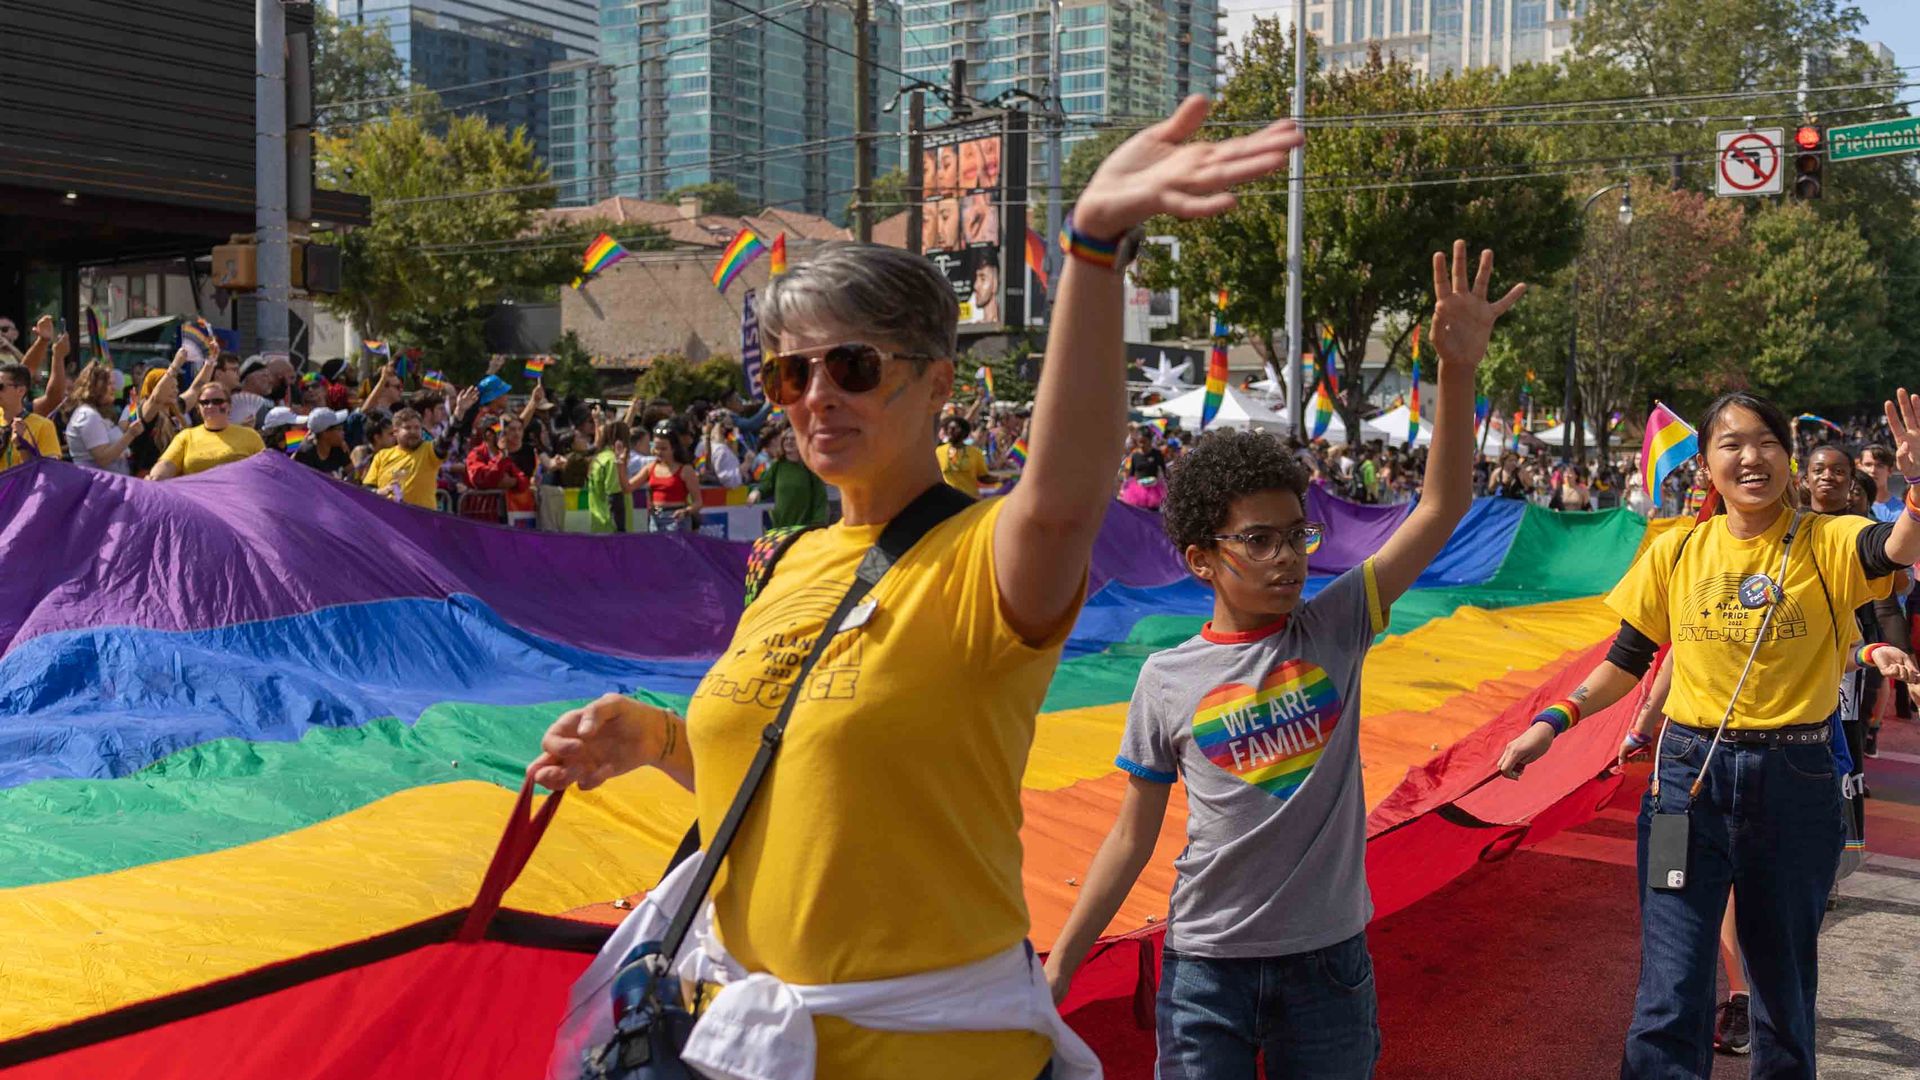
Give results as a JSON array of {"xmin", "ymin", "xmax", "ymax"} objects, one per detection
[{"xmin": 457, "ymin": 777, "xmax": 566, "ymax": 943}]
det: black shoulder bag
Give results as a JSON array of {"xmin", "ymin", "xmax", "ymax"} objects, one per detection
[{"xmin": 581, "ymin": 482, "xmax": 975, "ymax": 1080}]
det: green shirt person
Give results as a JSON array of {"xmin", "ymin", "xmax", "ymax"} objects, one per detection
[{"xmin": 750, "ymin": 426, "xmax": 829, "ymax": 529}]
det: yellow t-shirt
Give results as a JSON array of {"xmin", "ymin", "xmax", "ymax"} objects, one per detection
[
  {"xmin": 936, "ymin": 442, "xmax": 990, "ymax": 497},
  {"xmin": 1607, "ymin": 510, "xmax": 1893, "ymax": 730},
  {"xmin": 363, "ymin": 441, "xmax": 442, "ymax": 508},
  {"xmin": 685, "ymin": 497, "xmax": 1075, "ymax": 1079},
  {"xmin": 0, "ymin": 410, "xmax": 61, "ymax": 473},
  {"xmin": 157, "ymin": 424, "xmax": 265, "ymax": 476}
]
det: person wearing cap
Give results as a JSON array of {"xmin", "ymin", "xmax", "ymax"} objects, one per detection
[
  {"xmin": 294, "ymin": 407, "xmax": 354, "ymax": 481},
  {"xmin": 260, "ymin": 406, "xmax": 303, "ymax": 453},
  {"xmin": 150, "ymin": 378, "xmax": 265, "ymax": 480},
  {"xmin": 229, "ymin": 355, "xmax": 277, "ymax": 429}
]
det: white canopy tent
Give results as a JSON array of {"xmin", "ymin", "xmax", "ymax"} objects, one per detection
[
  {"xmin": 1142, "ymin": 384, "xmax": 1292, "ymax": 432},
  {"xmin": 1365, "ymin": 405, "xmax": 1433, "ymax": 447}
]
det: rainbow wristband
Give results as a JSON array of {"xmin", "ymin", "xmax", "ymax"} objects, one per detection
[
  {"xmin": 1624, "ymin": 729, "xmax": 1652, "ymax": 749},
  {"xmin": 1858, "ymin": 642, "xmax": 1886, "ymax": 669},
  {"xmin": 1059, "ymin": 216, "xmax": 1122, "ymax": 271},
  {"xmin": 1534, "ymin": 699, "xmax": 1582, "ymax": 736}
]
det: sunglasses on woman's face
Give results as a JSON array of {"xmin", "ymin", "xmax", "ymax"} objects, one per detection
[
  {"xmin": 201, "ymin": 397, "xmax": 230, "ymax": 409},
  {"xmin": 764, "ymin": 343, "xmax": 937, "ymax": 407}
]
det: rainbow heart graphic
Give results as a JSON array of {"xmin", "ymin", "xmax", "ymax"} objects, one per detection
[{"xmin": 1192, "ymin": 659, "xmax": 1342, "ymax": 800}]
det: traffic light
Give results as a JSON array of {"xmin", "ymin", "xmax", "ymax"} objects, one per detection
[{"xmin": 1793, "ymin": 125, "xmax": 1823, "ymax": 200}]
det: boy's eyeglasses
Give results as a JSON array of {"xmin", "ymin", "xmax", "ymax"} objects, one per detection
[
  {"xmin": 1211, "ymin": 523, "xmax": 1325, "ymax": 561},
  {"xmin": 764, "ymin": 343, "xmax": 936, "ymax": 406}
]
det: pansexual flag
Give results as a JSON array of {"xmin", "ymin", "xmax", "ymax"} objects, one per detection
[
  {"xmin": 1025, "ymin": 227, "xmax": 1049, "ymax": 293},
  {"xmin": 768, "ymin": 233, "xmax": 788, "ymax": 277},
  {"xmin": 1642, "ymin": 400, "xmax": 1699, "ymax": 502},
  {"xmin": 712, "ymin": 230, "xmax": 768, "ymax": 292},
  {"xmin": 1201, "ymin": 290, "xmax": 1229, "ymax": 431},
  {"xmin": 571, "ymin": 233, "xmax": 629, "ymax": 289},
  {"xmin": 524, "ymin": 356, "xmax": 550, "ymax": 381}
]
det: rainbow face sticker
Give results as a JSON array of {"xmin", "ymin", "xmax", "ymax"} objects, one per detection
[
  {"xmin": 1191, "ymin": 659, "xmax": 1342, "ymax": 801},
  {"xmin": 1300, "ymin": 529, "xmax": 1323, "ymax": 556}
]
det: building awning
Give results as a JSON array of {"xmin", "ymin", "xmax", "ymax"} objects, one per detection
[{"xmin": 105, "ymin": 316, "xmax": 180, "ymax": 342}]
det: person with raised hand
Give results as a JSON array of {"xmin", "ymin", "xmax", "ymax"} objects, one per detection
[
  {"xmin": 528, "ymin": 95, "xmax": 1302, "ymax": 1080},
  {"xmin": 1497, "ymin": 387, "xmax": 1920, "ymax": 1078},
  {"xmin": 1044, "ymin": 241, "xmax": 1523, "ymax": 1079}
]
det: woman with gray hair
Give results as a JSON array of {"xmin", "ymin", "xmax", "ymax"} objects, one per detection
[{"xmin": 530, "ymin": 96, "xmax": 1302, "ymax": 1079}]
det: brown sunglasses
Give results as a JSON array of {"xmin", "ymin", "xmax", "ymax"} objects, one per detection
[{"xmin": 764, "ymin": 343, "xmax": 938, "ymax": 406}]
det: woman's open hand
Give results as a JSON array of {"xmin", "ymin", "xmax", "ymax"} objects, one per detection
[
  {"xmin": 1429, "ymin": 241, "xmax": 1525, "ymax": 370},
  {"xmin": 1071, "ymin": 95, "xmax": 1301, "ymax": 240},
  {"xmin": 526, "ymin": 692, "xmax": 676, "ymax": 791}
]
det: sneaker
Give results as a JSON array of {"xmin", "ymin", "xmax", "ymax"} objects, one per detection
[
  {"xmin": 1714, "ymin": 993, "xmax": 1751, "ymax": 1055},
  {"xmin": 1865, "ymin": 727, "xmax": 1879, "ymax": 757}
]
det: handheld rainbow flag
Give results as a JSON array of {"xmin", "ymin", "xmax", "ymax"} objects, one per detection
[
  {"xmin": 571, "ymin": 233, "xmax": 629, "ymax": 289},
  {"xmin": 86, "ymin": 307, "xmax": 111, "ymax": 364},
  {"xmin": 1642, "ymin": 401, "xmax": 1699, "ymax": 502},
  {"xmin": 1008, "ymin": 437, "xmax": 1029, "ymax": 467},
  {"xmin": 976, "ymin": 365, "xmax": 995, "ymax": 402},
  {"xmin": 1201, "ymin": 290, "xmax": 1229, "ymax": 431},
  {"xmin": 422, "ymin": 371, "xmax": 452, "ymax": 392},
  {"xmin": 181, "ymin": 317, "xmax": 218, "ymax": 362},
  {"xmin": 523, "ymin": 356, "xmax": 550, "ymax": 381},
  {"xmin": 769, "ymin": 233, "xmax": 788, "ymax": 277},
  {"xmin": 283, "ymin": 425, "xmax": 309, "ymax": 453},
  {"xmin": 712, "ymin": 230, "xmax": 768, "ymax": 292},
  {"xmin": 1025, "ymin": 227, "xmax": 1049, "ymax": 292},
  {"xmin": 1310, "ymin": 378, "xmax": 1334, "ymax": 439},
  {"xmin": 362, "ymin": 339, "xmax": 389, "ymax": 360},
  {"xmin": 1510, "ymin": 410, "xmax": 1524, "ymax": 452},
  {"xmin": 1407, "ymin": 360, "xmax": 1421, "ymax": 448}
]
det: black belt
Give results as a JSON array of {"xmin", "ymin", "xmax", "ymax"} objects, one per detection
[{"xmin": 1674, "ymin": 721, "xmax": 1831, "ymax": 746}]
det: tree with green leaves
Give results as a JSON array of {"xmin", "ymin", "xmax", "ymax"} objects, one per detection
[
  {"xmin": 542, "ymin": 330, "xmax": 605, "ymax": 401},
  {"xmin": 668, "ymin": 181, "xmax": 754, "ymax": 216},
  {"xmin": 315, "ymin": 109, "xmax": 652, "ymax": 384},
  {"xmin": 1131, "ymin": 24, "xmax": 1578, "ymax": 440},
  {"xmin": 312, "ymin": 6, "xmax": 409, "ymax": 129},
  {"xmin": 632, "ymin": 354, "xmax": 744, "ymax": 409},
  {"xmin": 1731, "ymin": 203, "xmax": 1891, "ymax": 409}
]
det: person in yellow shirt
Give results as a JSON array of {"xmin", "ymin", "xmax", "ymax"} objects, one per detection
[
  {"xmin": 148, "ymin": 386, "xmax": 266, "ymax": 479},
  {"xmin": 361, "ymin": 407, "xmax": 441, "ymax": 509},
  {"xmin": 523, "ymin": 102, "xmax": 1304, "ymax": 1080},
  {"xmin": 0, "ymin": 362, "xmax": 62, "ymax": 473},
  {"xmin": 935, "ymin": 415, "xmax": 993, "ymax": 496},
  {"xmin": 1497, "ymin": 390, "xmax": 1920, "ymax": 1078}
]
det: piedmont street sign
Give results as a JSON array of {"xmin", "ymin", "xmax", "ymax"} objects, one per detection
[{"xmin": 1828, "ymin": 116, "xmax": 1920, "ymax": 163}]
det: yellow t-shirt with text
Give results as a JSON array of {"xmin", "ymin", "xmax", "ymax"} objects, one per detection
[
  {"xmin": 685, "ymin": 496, "xmax": 1077, "ymax": 1079},
  {"xmin": 936, "ymin": 442, "xmax": 991, "ymax": 497},
  {"xmin": 158, "ymin": 424, "xmax": 265, "ymax": 476},
  {"xmin": 0, "ymin": 410, "xmax": 61, "ymax": 473},
  {"xmin": 362, "ymin": 441, "xmax": 442, "ymax": 508},
  {"xmin": 1607, "ymin": 510, "xmax": 1892, "ymax": 730}
]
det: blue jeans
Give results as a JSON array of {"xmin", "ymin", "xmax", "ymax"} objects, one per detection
[
  {"xmin": 1155, "ymin": 931, "xmax": 1381, "ymax": 1079},
  {"xmin": 1623, "ymin": 725, "xmax": 1843, "ymax": 1079}
]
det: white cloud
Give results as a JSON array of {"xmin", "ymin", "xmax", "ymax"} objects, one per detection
[{"xmin": 1220, "ymin": 0, "xmax": 1295, "ymax": 56}]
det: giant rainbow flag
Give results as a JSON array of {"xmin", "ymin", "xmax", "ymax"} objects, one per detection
[{"xmin": 0, "ymin": 454, "xmax": 1669, "ymax": 1077}]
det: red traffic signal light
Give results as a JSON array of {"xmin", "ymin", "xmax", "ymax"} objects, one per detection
[{"xmin": 1794, "ymin": 126, "xmax": 1823, "ymax": 200}]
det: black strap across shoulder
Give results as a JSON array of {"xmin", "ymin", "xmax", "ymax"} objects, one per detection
[{"xmin": 655, "ymin": 482, "xmax": 975, "ymax": 963}]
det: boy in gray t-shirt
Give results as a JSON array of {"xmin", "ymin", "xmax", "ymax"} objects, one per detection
[{"xmin": 1043, "ymin": 242, "xmax": 1525, "ymax": 1078}]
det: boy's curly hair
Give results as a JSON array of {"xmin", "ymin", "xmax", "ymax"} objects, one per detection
[{"xmin": 1162, "ymin": 429, "xmax": 1311, "ymax": 552}]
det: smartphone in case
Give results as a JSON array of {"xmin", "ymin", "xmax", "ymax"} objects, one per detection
[{"xmin": 1648, "ymin": 811, "xmax": 1690, "ymax": 891}]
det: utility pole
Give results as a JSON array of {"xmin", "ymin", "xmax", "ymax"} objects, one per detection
[
  {"xmin": 1284, "ymin": 0, "xmax": 1306, "ymax": 438},
  {"xmin": 255, "ymin": 0, "xmax": 290, "ymax": 357},
  {"xmin": 853, "ymin": 0, "xmax": 873, "ymax": 242},
  {"xmin": 906, "ymin": 90, "xmax": 925, "ymax": 253},
  {"xmin": 1044, "ymin": 0, "xmax": 1064, "ymax": 322}
]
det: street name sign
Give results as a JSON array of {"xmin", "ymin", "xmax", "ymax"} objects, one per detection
[
  {"xmin": 1716, "ymin": 128, "xmax": 1784, "ymax": 197},
  {"xmin": 1828, "ymin": 116, "xmax": 1920, "ymax": 163}
]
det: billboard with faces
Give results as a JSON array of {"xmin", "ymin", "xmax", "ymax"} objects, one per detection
[{"xmin": 915, "ymin": 112, "xmax": 1027, "ymax": 332}]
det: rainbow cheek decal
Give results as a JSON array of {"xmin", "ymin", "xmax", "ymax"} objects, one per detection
[
  {"xmin": 1192, "ymin": 659, "xmax": 1342, "ymax": 800},
  {"xmin": 1301, "ymin": 530, "xmax": 1323, "ymax": 556}
]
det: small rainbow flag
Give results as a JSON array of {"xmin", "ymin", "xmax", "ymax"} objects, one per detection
[
  {"xmin": 571, "ymin": 233, "xmax": 629, "ymax": 289},
  {"xmin": 1025, "ymin": 227, "xmax": 1049, "ymax": 292},
  {"xmin": 1310, "ymin": 378, "xmax": 1334, "ymax": 439},
  {"xmin": 283, "ymin": 425, "xmax": 309, "ymax": 453},
  {"xmin": 422, "ymin": 371, "xmax": 452, "ymax": 392},
  {"xmin": 86, "ymin": 307, "xmax": 111, "ymax": 364},
  {"xmin": 181, "ymin": 317, "xmax": 218, "ymax": 361},
  {"xmin": 1406, "ymin": 360, "xmax": 1421, "ymax": 447},
  {"xmin": 1201, "ymin": 290, "xmax": 1229, "ymax": 431},
  {"xmin": 362, "ymin": 339, "xmax": 389, "ymax": 359},
  {"xmin": 769, "ymin": 233, "xmax": 788, "ymax": 277},
  {"xmin": 1642, "ymin": 401, "xmax": 1699, "ymax": 502},
  {"xmin": 1510, "ymin": 410, "xmax": 1524, "ymax": 452},
  {"xmin": 712, "ymin": 229, "xmax": 768, "ymax": 292},
  {"xmin": 976, "ymin": 365, "xmax": 995, "ymax": 402},
  {"xmin": 524, "ymin": 356, "xmax": 550, "ymax": 380},
  {"xmin": 1009, "ymin": 437, "xmax": 1029, "ymax": 467}
]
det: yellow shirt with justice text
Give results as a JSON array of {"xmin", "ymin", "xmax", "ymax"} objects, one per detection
[
  {"xmin": 1608, "ymin": 510, "xmax": 1892, "ymax": 730},
  {"xmin": 362, "ymin": 441, "xmax": 442, "ymax": 508},
  {"xmin": 686, "ymin": 496, "xmax": 1077, "ymax": 1079}
]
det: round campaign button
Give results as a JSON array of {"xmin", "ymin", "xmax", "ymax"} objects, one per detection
[{"xmin": 1738, "ymin": 573, "xmax": 1782, "ymax": 609}]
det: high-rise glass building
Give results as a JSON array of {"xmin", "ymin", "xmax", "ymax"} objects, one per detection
[
  {"xmin": 1305, "ymin": 0, "xmax": 1584, "ymax": 76},
  {"xmin": 593, "ymin": 0, "xmax": 902, "ymax": 222},
  {"xmin": 331, "ymin": 1, "xmax": 600, "ymax": 182},
  {"xmin": 901, "ymin": 0, "xmax": 1223, "ymax": 188}
]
